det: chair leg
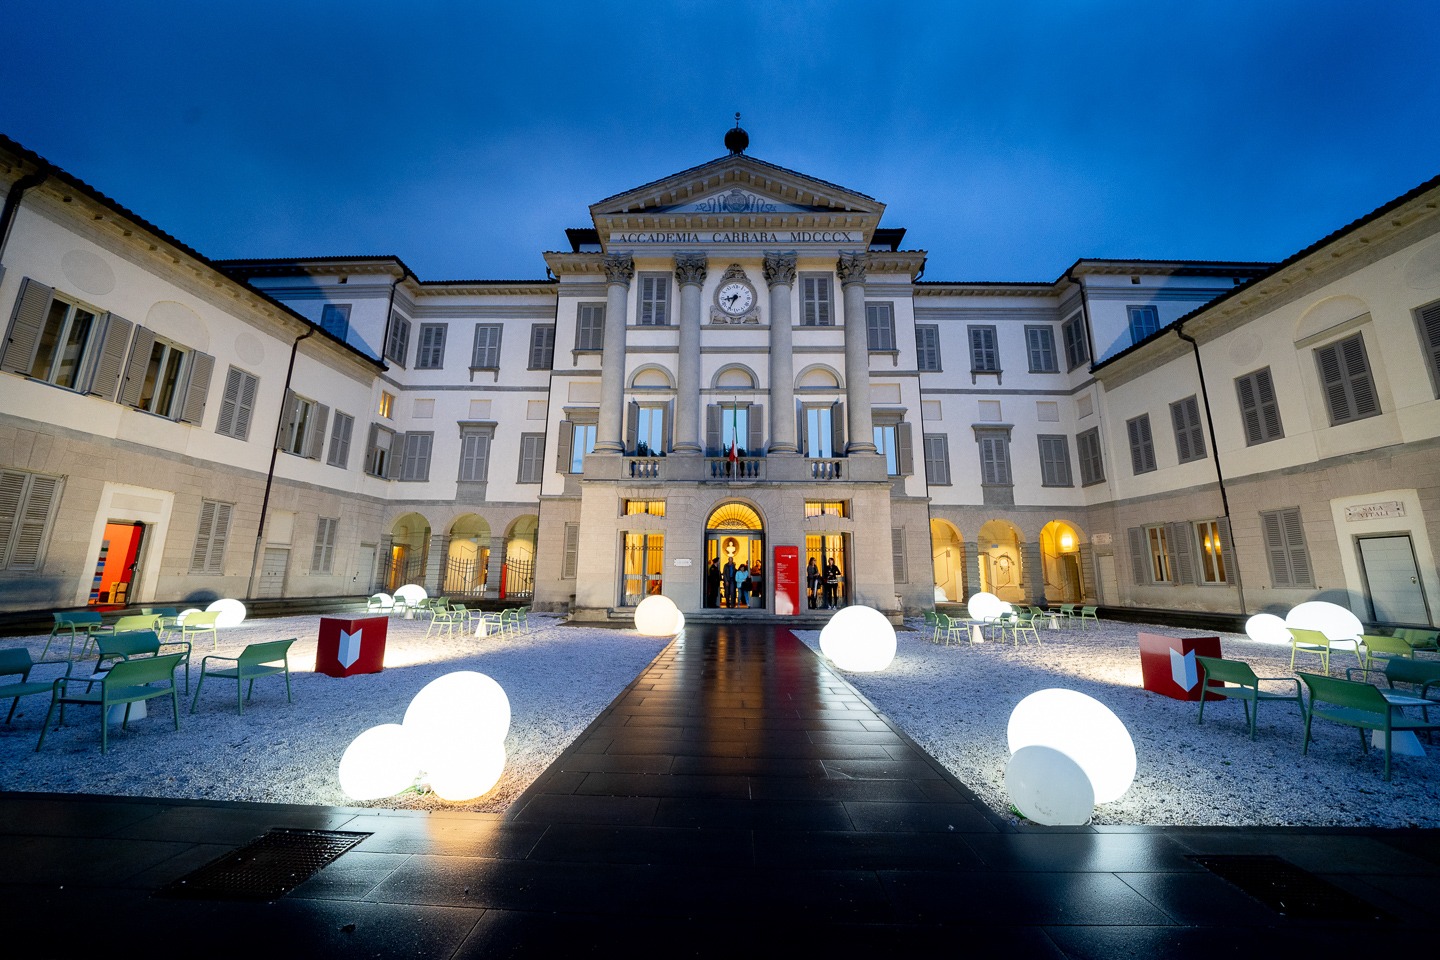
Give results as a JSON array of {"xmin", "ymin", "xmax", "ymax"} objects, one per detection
[
  {"xmin": 190, "ymin": 671, "xmax": 206, "ymax": 714},
  {"xmin": 170, "ymin": 689, "xmax": 181, "ymax": 731},
  {"xmin": 36, "ymin": 697, "xmax": 59, "ymax": 751},
  {"xmin": 284, "ymin": 667, "xmax": 293, "ymax": 703}
]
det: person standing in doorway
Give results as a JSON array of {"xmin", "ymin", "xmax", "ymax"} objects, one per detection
[
  {"xmin": 807, "ymin": 557, "xmax": 819, "ymax": 609},
  {"xmin": 723, "ymin": 556, "xmax": 737, "ymax": 608},
  {"xmin": 750, "ymin": 559, "xmax": 764, "ymax": 608},
  {"xmin": 705, "ymin": 556, "xmax": 721, "ymax": 608},
  {"xmin": 824, "ymin": 559, "xmax": 841, "ymax": 609}
]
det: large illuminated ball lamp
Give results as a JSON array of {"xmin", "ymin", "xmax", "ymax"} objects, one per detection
[
  {"xmin": 206, "ymin": 598, "xmax": 247, "ymax": 628},
  {"xmin": 1286, "ymin": 601, "xmax": 1364, "ymax": 659},
  {"xmin": 634, "ymin": 594, "xmax": 683, "ymax": 636},
  {"xmin": 967, "ymin": 591, "xmax": 1005, "ymax": 623},
  {"xmin": 177, "ymin": 607, "xmax": 203, "ymax": 625},
  {"xmin": 369, "ymin": 592, "xmax": 395, "ymax": 611},
  {"xmin": 338, "ymin": 724, "xmax": 418, "ymax": 801},
  {"xmin": 1244, "ymin": 612, "xmax": 1292, "ymax": 646},
  {"xmin": 1005, "ymin": 745, "xmax": 1096, "ymax": 826},
  {"xmin": 403, "ymin": 671, "xmax": 511, "ymax": 803},
  {"xmin": 393, "ymin": 583, "xmax": 428, "ymax": 606},
  {"xmin": 819, "ymin": 605, "xmax": 897, "ymax": 672},
  {"xmin": 1007, "ymin": 689, "xmax": 1136, "ymax": 805}
]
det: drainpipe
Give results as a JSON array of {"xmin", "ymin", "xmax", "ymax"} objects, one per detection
[
  {"xmin": 246, "ymin": 322, "xmax": 316, "ymax": 598},
  {"xmin": 1175, "ymin": 323, "xmax": 1248, "ymax": 616},
  {"xmin": 0, "ymin": 167, "xmax": 51, "ymax": 264}
]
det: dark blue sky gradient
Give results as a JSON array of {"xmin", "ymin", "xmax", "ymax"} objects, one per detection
[{"xmin": 3, "ymin": 0, "xmax": 1437, "ymax": 282}]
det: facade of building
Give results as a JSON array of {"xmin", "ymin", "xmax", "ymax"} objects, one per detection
[{"xmin": 3, "ymin": 131, "xmax": 1438, "ymax": 627}]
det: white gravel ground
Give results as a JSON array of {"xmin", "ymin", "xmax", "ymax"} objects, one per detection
[{"xmin": 2, "ymin": 613, "xmax": 1437, "ymax": 826}]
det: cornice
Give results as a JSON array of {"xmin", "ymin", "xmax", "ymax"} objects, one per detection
[
  {"xmin": 915, "ymin": 282, "xmax": 1062, "ymax": 299},
  {"xmin": 862, "ymin": 251, "xmax": 927, "ymax": 278},
  {"xmin": 544, "ymin": 252, "xmax": 607, "ymax": 276},
  {"xmin": 590, "ymin": 154, "xmax": 883, "ymax": 217}
]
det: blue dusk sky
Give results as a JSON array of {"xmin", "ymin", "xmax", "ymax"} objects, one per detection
[{"xmin": 3, "ymin": 0, "xmax": 1438, "ymax": 283}]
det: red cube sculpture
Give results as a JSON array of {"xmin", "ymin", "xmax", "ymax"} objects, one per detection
[
  {"xmin": 316, "ymin": 616, "xmax": 389, "ymax": 678},
  {"xmin": 1138, "ymin": 631, "xmax": 1223, "ymax": 701}
]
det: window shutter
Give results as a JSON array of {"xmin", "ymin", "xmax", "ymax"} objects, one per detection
[
  {"xmin": 119, "ymin": 327, "xmax": 156, "ymax": 407},
  {"xmin": 1216, "ymin": 517, "xmax": 1236, "ymax": 583},
  {"xmin": 980, "ymin": 436, "xmax": 1000, "ymax": 484},
  {"xmin": 0, "ymin": 471, "xmax": 23, "ymax": 566},
  {"xmin": 664, "ymin": 399, "xmax": 675, "ymax": 452},
  {"xmin": 180, "ymin": 350, "xmax": 214, "ymax": 424},
  {"xmin": 277, "ymin": 390, "xmax": 300, "ymax": 450},
  {"xmin": 1340, "ymin": 335, "xmax": 1379, "ymax": 419},
  {"xmin": 208, "ymin": 503, "xmax": 231, "ymax": 573},
  {"xmin": 216, "ymin": 368, "xmax": 241, "ymax": 437},
  {"xmin": 1169, "ymin": 522, "xmax": 1196, "ymax": 585},
  {"xmin": 385, "ymin": 432, "xmax": 403, "ymax": 481},
  {"xmin": 7, "ymin": 473, "xmax": 59, "ymax": 569},
  {"xmin": 1420, "ymin": 301, "xmax": 1440, "ymax": 394},
  {"xmin": 87, "ymin": 312, "xmax": 133, "ymax": 400},
  {"xmin": 365, "ymin": 422, "xmax": 381, "ymax": 475},
  {"xmin": 307, "ymin": 404, "xmax": 330, "ymax": 460},
  {"xmin": 748, "ymin": 403, "xmax": 765, "ymax": 454},
  {"xmin": 1315, "ymin": 341, "xmax": 1350, "ymax": 422},
  {"xmin": 312, "ymin": 517, "xmax": 333, "ymax": 573},
  {"xmin": 1282, "ymin": 508, "xmax": 1312, "ymax": 587},
  {"xmin": 191, "ymin": 501, "xmax": 215, "ymax": 572},
  {"xmin": 830, "ymin": 400, "xmax": 845, "ymax": 454},
  {"xmin": 892, "ymin": 528, "xmax": 907, "ymax": 583},
  {"xmin": 705, "ymin": 405, "xmax": 721, "ymax": 456},
  {"xmin": 235, "ymin": 371, "xmax": 258, "ymax": 440},
  {"xmin": 1, "ymin": 277, "xmax": 54, "ymax": 375},
  {"xmin": 1171, "ymin": 400, "xmax": 1193, "ymax": 461},
  {"xmin": 1255, "ymin": 369, "xmax": 1282, "ymax": 440},
  {"xmin": 796, "ymin": 401, "xmax": 806, "ymax": 455},
  {"xmin": 530, "ymin": 325, "xmax": 555, "ymax": 369},
  {"xmin": 329, "ymin": 412, "xmax": 353, "ymax": 468},
  {"xmin": 1128, "ymin": 527, "xmax": 1148, "ymax": 585},
  {"xmin": 1261, "ymin": 510, "xmax": 1291, "ymax": 587},
  {"xmin": 562, "ymin": 523, "xmax": 579, "ymax": 579},
  {"xmin": 556, "ymin": 420, "xmax": 574, "ymax": 473},
  {"xmin": 924, "ymin": 435, "xmax": 950, "ymax": 485},
  {"xmin": 896, "ymin": 421, "xmax": 913, "ymax": 475},
  {"xmin": 1127, "ymin": 416, "xmax": 1155, "ymax": 473},
  {"xmin": 625, "ymin": 401, "xmax": 639, "ymax": 453}
]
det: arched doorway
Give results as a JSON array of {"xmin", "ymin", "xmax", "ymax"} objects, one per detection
[
  {"xmin": 930, "ymin": 519, "xmax": 965, "ymax": 603},
  {"xmin": 977, "ymin": 519, "xmax": 1024, "ymax": 604},
  {"xmin": 446, "ymin": 514, "xmax": 491, "ymax": 598},
  {"xmin": 704, "ymin": 502, "xmax": 765, "ymax": 610},
  {"xmin": 387, "ymin": 513, "xmax": 431, "ymax": 591},
  {"xmin": 503, "ymin": 516, "xmax": 538, "ymax": 600},
  {"xmin": 1040, "ymin": 520, "xmax": 1085, "ymax": 603}
]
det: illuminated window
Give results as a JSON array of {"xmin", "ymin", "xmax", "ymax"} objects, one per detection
[
  {"xmin": 804, "ymin": 501, "xmax": 850, "ymax": 519},
  {"xmin": 1194, "ymin": 519, "xmax": 1228, "ymax": 584},
  {"xmin": 623, "ymin": 500, "xmax": 666, "ymax": 517},
  {"xmin": 378, "ymin": 391, "xmax": 394, "ymax": 419}
]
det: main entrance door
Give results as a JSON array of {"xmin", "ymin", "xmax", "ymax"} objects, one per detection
[
  {"xmin": 1358, "ymin": 535, "xmax": 1430, "ymax": 624},
  {"xmin": 704, "ymin": 502, "xmax": 765, "ymax": 609}
]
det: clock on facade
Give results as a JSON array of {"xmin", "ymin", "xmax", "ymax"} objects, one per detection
[{"xmin": 712, "ymin": 265, "xmax": 758, "ymax": 323}]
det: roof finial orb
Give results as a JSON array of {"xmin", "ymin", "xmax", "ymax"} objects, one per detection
[{"xmin": 724, "ymin": 113, "xmax": 749, "ymax": 155}]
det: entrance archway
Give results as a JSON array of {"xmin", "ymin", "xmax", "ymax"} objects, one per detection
[
  {"xmin": 387, "ymin": 513, "xmax": 431, "ymax": 591},
  {"xmin": 1040, "ymin": 520, "xmax": 1085, "ymax": 603},
  {"xmin": 446, "ymin": 514, "xmax": 491, "ymax": 598},
  {"xmin": 977, "ymin": 519, "xmax": 1024, "ymax": 603},
  {"xmin": 704, "ymin": 502, "xmax": 765, "ymax": 609},
  {"xmin": 930, "ymin": 519, "xmax": 965, "ymax": 603}
]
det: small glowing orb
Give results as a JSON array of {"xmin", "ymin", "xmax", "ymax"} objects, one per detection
[
  {"xmin": 206, "ymin": 598, "xmax": 247, "ymax": 628},
  {"xmin": 369, "ymin": 592, "xmax": 394, "ymax": 610},
  {"xmin": 675, "ymin": 611, "xmax": 685, "ymax": 633},
  {"xmin": 394, "ymin": 583, "xmax": 428, "ymax": 606},
  {"xmin": 426, "ymin": 740, "xmax": 507, "ymax": 802},
  {"xmin": 1008, "ymin": 689, "xmax": 1135, "ymax": 804},
  {"xmin": 967, "ymin": 592, "xmax": 1005, "ymax": 622},
  {"xmin": 819, "ymin": 605, "xmax": 897, "ymax": 672},
  {"xmin": 177, "ymin": 607, "xmax": 203, "ymax": 625},
  {"xmin": 1286, "ymin": 601, "xmax": 1364, "ymax": 643},
  {"xmin": 1245, "ymin": 613, "xmax": 1292, "ymax": 646},
  {"xmin": 338, "ymin": 724, "xmax": 418, "ymax": 801},
  {"xmin": 1006, "ymin": 745, "xmax": 1095, "ymax": 825},
  {"xmin": 934, "ymin": 585, "xmax": 950, "ymax": 602},
  {"xmin": 634, "ymin": 595, "xmax": 683, "ymax": 636}
]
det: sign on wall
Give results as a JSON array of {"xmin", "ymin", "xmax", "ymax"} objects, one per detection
[{"xmin": 774, "ymin": 546, "xmax": 800, "ymax": 616}]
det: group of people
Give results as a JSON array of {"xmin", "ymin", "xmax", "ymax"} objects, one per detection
[
  {"xmin": 807, "ymin": 557, "xmax": 843, "ymax": 609},
  {"xmin": 704, "ymin": 555, "xmax": 765, "ymax": 609}
]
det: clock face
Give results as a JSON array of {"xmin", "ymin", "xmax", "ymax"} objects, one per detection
[{"xmin": 718, "ymin": 281, "xmax": 754, "ymax": 316}]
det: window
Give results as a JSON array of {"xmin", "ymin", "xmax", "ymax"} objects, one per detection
[
  {"xmin": 1076, "ymin": 427, "xmax": 1105, "ymax": 485},
  {"xmin": 378, "ymin": 391, "xmax": 394, "ymax": 419},
  {"xmin": 576, "ymin": 303, "xmax": 605, "ymax": 351},
  {"xmin": 872, "ymin": 416, "xmax": 913, "ymax": 476},
  {"xmin": 1417, "ymin": 298, "xmax": 1440, "ymax": 397},
  {"xmin": 279, "ymin": 390, "xmax": 329, "ymax": 459},
  {"xmin": 0, "ymin": 469, "xmax": 63, "ymax": 570},
  {"xmin": 472, "ymin": 324, "xmax": 502, "ymax": 369},
  {"xmin": 518, "ymin": 434, "xmax": 545, "ymax": 483},
  {"xmin": 639, "ymin": 275, "xmax": 669, "ymax": 326},
  {"xmin": 190, "ymin": 499, "xmax": 232, "ymax": 574},
  {"xmin": 385, "ymin": 313, "xmax": 410, "ymax": 367},
  {"xmin": 976, "ymin": 429, "xmax": 1012, "ymax": 485},
  {"xmin": 1062, "ymin": 313, "xmax": 1090, "ymax": 370},
  {"xmin": 804, "ymin": 501, "xmax": 850, "ymax": 519},
  {"xmin": 1235, "ymin": 367, "xmax": 1283, "ymax": 444},
  {"xmin": 1126, "ymin": 415, "xmax": 1157, "ymax": 474},
  {"xmin": 915, "ymin": 324, "xmax": 941, "ymax": 371},
  {"xmin": 312, "ymin": 517, "xmax": 338, "ymax": 574},
  {"xmin": 969, "ymin": 325, "xmax": 999, "ymax": 373},
  {"xmin": 1169, "ymin": 395, "xmax": 1206, "ymax": 463},
  {"xmin": 215, "ymin": 367, "xmax": 259, "ymax": 441},
  {"xmin": 569, "ymin": 423, "xmax": 596, "ymax": 473},
  {"xmin": 1194, "ymin": 519, "xmax": 1230, "ymax": 584},
  {"xmin": 866, "ymin": 302, "xmax": 896, "ymax": 352},
  {"xmin": 1038, "ymin": 435, "xmax": 1073, "ymax": 486},
  {"xmin": 623, "ymin": 500, "xmax": 666, "ymax": 516},
  {"xmin": 416, "ymin": 323, "xmax": 447, "ymax": 369},
  {"xmin": 320, "ymin": 304, "xmax": 350, "ymax": 340},
  {"xmin": 1147, "ymin": 525, "xmax": 1172, "ymax": 582},
  {"xmin": 892, "ymin": 528, "xmax": 908, "ymax": 583},
  {"xmin": 802, "ymin": 403, "xmax": 841, "ymax": 458},
  {"xmin": 1314, "ymin": 333, "xmax": 1380, "ymax": 425},
  {"xmin": 800, "ymin": 274, "xmax": 832, "ymax": 326},
  {"xmin": 397, "ymin": 432, "xmax": 433, "ymax": 481},
  {"xmin": 458, "ymin": 425, "xmax": 492, "ymax": 482},
  {"xmin": 1261, "ymin": 507, "xmax": 1313, "ymax": 588},
  {"xmin": 25, "ymin": 294, "xmax": 98, "ymax": 389},
  {"xmin": 529, "ymin": 324, "xmax": 556, "ymax": 369},
  {"xmin": 713, "ymin": 404, "xmax": 751, "ymax": 457},
  {"xmin": 365, "ymin": 424, "xmax": 395, "ymax": 478},
  {"xmin": 1025, "ymin": 325, "xmax": 1058, "ymax": 373},
  {"xmin": 629, "ymin": 403, "xmax": 667, "ymax": 456},
  {"xmin": 117, "ymin": 329, "xmax": 213, "ymax": 423},
  {"xmin": 621, "ymin": 532, "xmax": 664, "ymax": 605},
  {"xmin": 923, "ymin": 434, "xmax": 951, "ymax": 485},
  {"xmin": 1127, "ymin": 305, "xmax": 1161, "ymax": 342},
  {"xmin": 562, "ymin": 523, "xmax": 579, "ymax": 579},
  {"xmin": 327, "ymin": 412, "xmax": 354, "ymax": 468}
]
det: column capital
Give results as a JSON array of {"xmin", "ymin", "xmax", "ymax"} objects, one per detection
[
  {"xmin": 762, "ymin": 250, "xmax": 797, "ymax": 286},
  {"xmin": 603, "ymin": 254, "xmax": 635, "ymax": 284},
  {"xmin": 673, "ymin": 252, "xmax": 708, "ymax": 287},
  {"xmin": 836, "ymin": 251, "xmax": 869, "ymax": 287}
]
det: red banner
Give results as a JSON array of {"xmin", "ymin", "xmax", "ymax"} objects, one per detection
[{"xmin": 774, "ymin": 546, "xmax": 800, "ymax": 616}]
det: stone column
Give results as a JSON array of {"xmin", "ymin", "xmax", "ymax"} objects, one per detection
[
  {"xmin": 595, "ymin": 254, "xmax": 633, "ymax": 453},
  {"xmin": 486, "ymin": 536, "xmax": 505, "ymax": 598},
  {"xmin": 964, "ymin": 547, "xmax": 981, "ymax": 603},
  {"xmin": 837, "ymin": 251, "xmax": 876, "ymax": 454},
  {"xmin": 377, "ymin": 535, "xmax": 394, "ymax": 592},
  {"xmin": 428, "ymin": 534, "xmax": 450, "ymax": 596},
  {"xmin": 1022, "ymin": 540, "xmax": 1047, "ymax": 607},
  {"xmin": 673, "ymin": 253, "xmax": 708, "ymax": 455},
  {"xmin": 764, "ymin": 251, "xmax": 799, "ymax": 455}
]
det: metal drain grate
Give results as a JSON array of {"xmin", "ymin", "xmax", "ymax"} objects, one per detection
[
  {"xmin": 1189, "ymin": 854, "xmax": 1388, "ymax": 921},
  {"xmin": 158, "ymin": 828, "xmax": 371, "ymax": 900}
]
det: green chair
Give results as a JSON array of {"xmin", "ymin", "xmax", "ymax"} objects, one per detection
[
  {"xmin": 1052, "ymin": 603, "xmax": 1077, "ymax": 624},
  {"xmin": 1298, "ymin": 671, "xmax": 1440, "ymax": 780},
  {"xmin": 1348, "ymin": 658, "xmax": 1440, "ymax": 722},
  {"xmin": 936, "ymin": 612, "xmax": 969, "ymax": 645},
  {"xmin": 111, "ymin": 614, "xmax": 162, "ymax": 635},
  {"xmin": 180, "ymin": 610, "xmax": 223, "ymax": 650},
  {"xmin": 141, "ymin": 607, "xmax": 182, "ymax": 637},
  {"xmin": 0, "ymin": 649, "xmax": 66, "ymax": 723},
  {"xmin": 1196, "ymin": 655, "xmax": 1303, "ymax": 740},
  {"xmin": 42, "ymin": 611, "xmax": 103, "ymax": 660},
  {"xmin": 1395, "ymin": 627, "xmax": 1439, "ymax": 652},
  {"xmin": 922, "ymin": 609, "xmax": 939, "ymax": 643},
  {"xmin": 515, "ymin": 606, "xmax": 532, "ymax": 630},
  {"xmin": 1288, "ymin": 627, "xmax": 1333, "ymax": 674},
  {"xmin": 1360, "ymin": 634, "xmax": 1414, "ymax": 671},
  {"xmin": 1009, "ymin": 609, "xmax": 1041, "ymax": 646},
  {"xmin": 191, "ymin": 639, "xmax": 295, "ymax": 715},
  {"xmin": 1077, "ymin": 605, "xmax": 1098, "ymax": 631},
  {"xmin": 94, "ymin": 629, "xmax": 192, "ymax": 694},
  {"xmin": 37, "ymin": 652, "xmax": 185, "ymax": 754},
  {"xmin": 425, "ymin": 604, "xmax": 463, "ymax": 638}
]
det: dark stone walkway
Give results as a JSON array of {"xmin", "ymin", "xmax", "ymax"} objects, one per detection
[{"xmin": 2, "ymin": 624, "xmax": 1437, "ymax": 956}]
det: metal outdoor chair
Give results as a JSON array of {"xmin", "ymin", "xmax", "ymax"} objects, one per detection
[
  {"xmin": 1196, "ymin": 655, "xmax": 1303, "ymax": 740},
  {"xmin": 190, "ymin": 639, "xmax": 295, "ymax": 716},
  {"xmin": 37, "ymin": 652, "xmax": 185, "ymax": 754}
]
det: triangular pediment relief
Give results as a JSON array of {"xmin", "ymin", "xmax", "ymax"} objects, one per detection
[{"xmin": 653, "ymin": 186, "xmax": 820, "ymax": 215}]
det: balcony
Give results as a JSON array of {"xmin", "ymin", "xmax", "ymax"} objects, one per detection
[{"xmin": 599, "ymin": 452, "xmax": 887, "ymax": 483}]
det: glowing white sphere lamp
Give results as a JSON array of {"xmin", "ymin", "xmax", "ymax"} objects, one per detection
[
  {"xmin": 177, "ymin": 607, "xmax": 203, "ymax": 625},
  {"xmin": 1244, "ymin": 613, "xmax": 1292, "ymax": 646},
  {"xmin": 394, "ymin": 583, "xmax": 428, "ymax": 606},
  {"xmin": 426, "ymin": 740, "xmax": 507, "ymax": 803},
  {"xmin": 1008, "ymin": 689, "xmax": 1136, "ymax": 805},
  {"xmin": 967, "ymin": 592, "xmax": 1005, "ymax": 622},
  {"xmin": 634, "ymin": 594, "xmax": 683, "ymax": 636},
  {"xmin": 369, "ymin": 592, "xmax": 394, "ymax": 610},
  {"xmin": 338, "ymin": 724, "xmax": 419, "ymax": 801},
  {"xmin": 1286, "ymin": 601, "xmax": 1363, "ymax": 642},
  {"xmin": 1006, "ymin": 745, "xmax": 1095, "ymax": 826},
  {"xmin": 206, "ymin": 598, "xmax": 247, "ymax": 628},
  {"xmin": 675, "ymin": 611, "xmax": 685, "ymax": 633},
  {"xmin": 819, "ymin": 605, "xmax": 897, "ymax": 672}
]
